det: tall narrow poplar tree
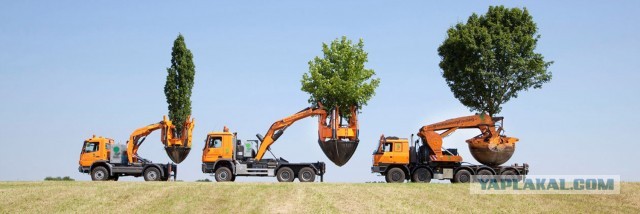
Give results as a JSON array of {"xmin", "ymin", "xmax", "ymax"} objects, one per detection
[{"xmin": 164, "ymin": 34, "xmax": 195, "ymax": 135}]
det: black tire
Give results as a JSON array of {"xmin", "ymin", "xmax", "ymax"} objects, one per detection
[
  {"xmin": 215, "ymin": 167, "xmax": 234, "ymax": 182},
  {"xmin": 144, "ymin": 167, "xmax": 162, "ymax": 181},
  {"xmin": 276, "ymin": 167, "xmax": 294, "ymax": 182},
  {"xmin": 411, "ymin": 168, "xmax": 432, "ymax": 183},
  {"xmin": 91, "ymin": 166, "xmax": 109, "ymax": 181},
  {"xmin": 298, "ymin": 167, "xmax": 315, "ymax": 182},
  {"xmin": 453, "ymin": 169, "xmax": 472, "ymax": 183},
  {"xmin": 385, "ymin": 167, "xmax": 405, "ymax": 183},
  {"xmin": 475, "ymin": 169, "xmax": 494, "ymax": 183},
  {"xmin": 500, "ymin": 170, "xmax": 518, "ymax": 182}
]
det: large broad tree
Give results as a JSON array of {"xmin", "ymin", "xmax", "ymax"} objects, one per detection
[
  {"xmin": 438, "ymin": 6, "xmax": 552, "ymax": 116},
  {"xmin": 164, "ymin": 34, "xmax": 195, "ymax": 135},
  {"xmin": 301, "ymin": 36, "xmax": 380, "ymax": 118}
]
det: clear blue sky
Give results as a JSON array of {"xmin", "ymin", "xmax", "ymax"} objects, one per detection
[{"xmin": 1, "ymin": 1, "xmax": 639, "ymax": 182}]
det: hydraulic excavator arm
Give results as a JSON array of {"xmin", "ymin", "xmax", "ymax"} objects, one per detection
[
  {"xmin": 126, "ymin": 116, "xmax": 195, "ymax": 164},
  {"xmin": 416, "ymin": 114, "xmax": 518, "ymax": 164},
  {"xmin": 254, "ymin": 104, "xmax": 328, "ymax": 160},
  {"xmin": 253, "ymin": 103, "xmax": 360, "ymax": 166},
  {"xmin": 127, "ymin": 122, "xmax": 164, "ymax": 163}
]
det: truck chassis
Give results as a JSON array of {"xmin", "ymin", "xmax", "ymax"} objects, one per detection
[
  {"xmin": 203, "ymin": 158, "xmax": 325, "ymax": 182},
  {"xmin": 79, "ymin": 161, "xmax": 177, "ymax": 181},
  {"xmin": 372, "ymin": 161, "xmax": 528, "ymax": 183}
]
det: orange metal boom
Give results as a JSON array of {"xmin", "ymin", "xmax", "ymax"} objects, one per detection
[
  {"xmin": 254, "ymin": 103, "xmax": 358, "ymax": 161},
  {"xmin": 417, "ymin": 114, "xmax": 517, "ymax": 163}
]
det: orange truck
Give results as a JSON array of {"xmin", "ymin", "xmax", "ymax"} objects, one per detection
[
  {"xmin": 201, "ymin": 103, "xmax": 358, "ymax": 182},
  {"xmin": 371, "ymin": 114, "xmax": 528, "ymax": 183},
  {"xmin": 78, "ymin": 116, "xmax": 194, "ymax": 181}
]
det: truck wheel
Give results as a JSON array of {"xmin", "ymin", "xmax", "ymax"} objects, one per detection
[
  {"xmin": 386, "ymin": 168, "xmax": 405, "ymax": 183},
  {"xmin": 475, "ymin": 169, "xmax": 494, "ymax": 183},
  {"xmin": 500, "ymin": 170, "xmax": 518, "ymax": 181},
  {"xmin": 453, "ymin": 169, "xmax": 472, "ymax": 183},
  {"xmin": 411, "ymin": 168, "xmax": 432, "ymax": 183},
  {"xmin": 298, "ymin": 167, "xmax": 315, "ymax": 182},
  {"xmin": 215, "ymin": 167, "xmax": 234, "ymax": 182},
  {"xmin": 276, "ymin": 167, "xmax": 294, "ymax": 182},
  {"xmin": 144, "ymin": 167, "xmax": 161, "ymax": 181},
  {"xmin": 91, "ymin": 166, "xmax": 109, "ymax": 181}
]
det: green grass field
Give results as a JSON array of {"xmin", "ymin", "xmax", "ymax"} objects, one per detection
[{"xmin": 0, "ymin": 182, "xmax": 638, "ymax": 213}]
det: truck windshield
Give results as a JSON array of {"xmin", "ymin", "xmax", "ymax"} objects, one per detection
[
  {"xmin": 83, "ymin": 141, "xmax": 99, "ymax": 153},
  {"xmin": 208, "ymin": 136, "xmax": 222, "ymax": 148},
  {"xmin": 383, "ymin": 143, "xmax": 392, "ymax": 152},
  {"xmin": 374, "ymin": 141, "xmax": 389, "ymax": 154}
]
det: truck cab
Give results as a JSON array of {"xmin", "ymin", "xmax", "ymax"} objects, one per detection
[
  {"xmin": 79, "ymin": 136, "xmax": 113, "ymax": 168},
  {"xmin": 372, "ymin": 136, "xmax": 410, "ymax": 171},
  {"xmin": 202, "ymin": 131, "xmax": 260, "ymax": 162},
  {"xmin": 202, "ymin": 131, "xmax": 235, "ymax": 163}
]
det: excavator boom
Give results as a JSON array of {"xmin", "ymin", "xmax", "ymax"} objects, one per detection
[
  {"xmin": 417, "ymin": 114, "xmax": 518, "ymax": 166},
  {"xmin": 254, "ymin": 103, "xmax": 360, "ymax": 166},
  {"xmin": 254, "ymin": 106, "xmax": 327, "ymax": 160}
]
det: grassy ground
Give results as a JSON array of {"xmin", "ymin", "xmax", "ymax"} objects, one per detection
[{"xmin": 0, "ymin": 182, "xmax": 638, "ymax": 213}]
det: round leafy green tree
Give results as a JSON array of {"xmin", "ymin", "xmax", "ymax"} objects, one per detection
[
  {"xmin": 301, "ymin": 36, "xmax": 380, "ymax": 118},
  {"xmin": 164, "ymin": 34, "xmax": 195, "ymax": 135},
  {"xmin": 438, "ymin": 6, "xmax": 553, "ymax": 116}
]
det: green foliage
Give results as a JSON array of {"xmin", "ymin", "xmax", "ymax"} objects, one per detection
[
  {"xmin": 44, "ymin": 176, "xmax": 74, "ymax": 181},
  {"xmin": 164, "ymin": 34, "xmax": 196, "ymax": 135},
  {"xmin": 301, "ymin": 36, "xmax": 380, "ymax": 118},
  {"xmin": 437, "ymin": 6, "xmax": 553, "ymax": 116}
]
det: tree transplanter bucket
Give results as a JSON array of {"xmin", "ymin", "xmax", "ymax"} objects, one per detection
[
  {"xmin": 165, "ymin": 146, "xmax": 191, "ymax": 164},
  {"xmin": 318, "ymin": 139, "xmax": 359, "ymax": 166},
  {"xmin": 467, "ymin": 142, "xmax": 515, "ymax": 167}
]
